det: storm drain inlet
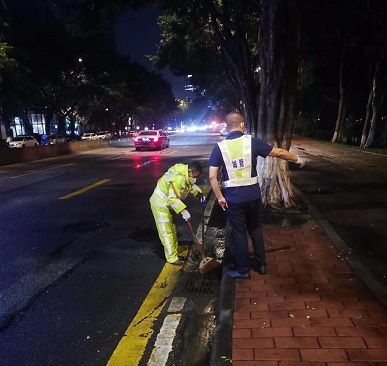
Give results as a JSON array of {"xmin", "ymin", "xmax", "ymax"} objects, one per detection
[{"xmin": 179, "ymin": 273, "xmax": 217, "ymax": 296}]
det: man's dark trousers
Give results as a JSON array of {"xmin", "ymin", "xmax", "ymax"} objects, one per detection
[{"xmin": 226, "ymin": 198, "xmax": 266, "ymax": 274}]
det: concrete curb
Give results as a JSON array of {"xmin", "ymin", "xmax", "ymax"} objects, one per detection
[
  {"xmin": 206, "ymin": 191, "xmax": 234, "ymax": 366},
  {"xmin": 0, "ymin": 139, "xmax": 113, "ymax": 167},
  {"xmin": 210, "ymin": 263, "xmax": 234, "ymax": 366}
]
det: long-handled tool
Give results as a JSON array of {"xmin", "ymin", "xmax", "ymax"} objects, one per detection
[{"xmin": 187, "ymin": 219, "xmax": 216, "ymax": 274}]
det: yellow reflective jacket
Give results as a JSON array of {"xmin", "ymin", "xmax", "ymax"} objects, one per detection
[
  {"xmin": 149, "ymin": 163, "xmax": 202, "ymax": 214},
  {"xmin": 218, "ymin": 135, "xmax": 258, "ymax": 188}
]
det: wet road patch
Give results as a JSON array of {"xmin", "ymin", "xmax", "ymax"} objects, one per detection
[
  {"xmin": 306, "ymin": 186, "xmax": 336, "ymax": 194},
  {"xmin": 63, "ymin": 221, "xmax": 111, "ymax": 233},
  {"xmin": 128, "ymin": 229, "xmax": 159, "ymax": 242}
]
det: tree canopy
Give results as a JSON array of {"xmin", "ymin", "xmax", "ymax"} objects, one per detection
[
  {"xmin": 0, "ymin": 0, "xmax": 177, "ymax": 137},
  {"xmin": 2, "ymin": 0, "xmax": 387, "ymax": 207}
]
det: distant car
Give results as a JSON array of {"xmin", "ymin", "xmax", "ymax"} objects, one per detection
[
  {"xmin": 46, "ymin": 134, "xmax": 67, "ymax": 145},
  {"xmin": 66, "ymin": 133, "xmax": 82, "ymax": 142},
  {"xmin": 220, "ymin": 128, "xmax": 229, "ymax": 136},
  {"xmin": 97, "ymin": 131, "xmax": 112, "ymax": 139},
  {"xmin": 134, "ymin": 129, "xmax": 170, "ymax": 151},
  {"xmin": 8, "ymin": 135, "xmax": 39, "ymax": 148},
  {"xmin": 128, "ymin": 130, "xmax": 138, "ymax": 137},
  {"xmin": 81, "ymin": 133, "xmax": 98, "ymax": 141}
]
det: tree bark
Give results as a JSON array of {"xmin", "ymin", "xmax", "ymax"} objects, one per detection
[
  {"xmin": 211, "ymin": 15, "xmax": 258, "ymax": 134},
  {"xmin": 332, "ymin": 42, "xmax": 347, "ymax": 143},
  {"xmin": 365, "ymin": 45, "xmax": 386, "ymax": 148},
  {"xmin": 44, "ymin": 109, "xmax": 54, "ymax": 135},
  {"xmin": 257, "ymin": 0, "xmax": 300, "ymax": 208},
  {"xmin": 360, "ymin": 82, "xmax": 373, "ymax": 147}
]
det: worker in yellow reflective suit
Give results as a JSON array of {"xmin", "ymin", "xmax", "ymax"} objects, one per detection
[{"xmin": 150, "ymin": 161, "xmax": 203, "ymax": 265}]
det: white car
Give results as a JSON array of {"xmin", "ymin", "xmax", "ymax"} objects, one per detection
[
  {"xmin": 97, "ymin": 131, "xmax": 112, "ymax": 139},
  {"xmin": 134, "ymin": 129, "xmax": 170, "ymax": 150},
  {"xmin": 81, "ymin": 133, "xmax": 98, "ymax": 141},
  {"xmin": 9, "ymin": 136, "xmax": 39, "ymax": 148}
]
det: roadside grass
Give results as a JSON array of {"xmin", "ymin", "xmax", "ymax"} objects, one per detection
[{"xmin": 292, "ymin": 134, "xmax": 387, "ymax": 156}]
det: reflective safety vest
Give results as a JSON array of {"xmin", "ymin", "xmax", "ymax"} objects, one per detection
[
  {"xmin": 218, "ymin": 135, "xmax": 258, "ymax": 188},
  {"xmin": 149, "ymin": 163, "xmax": 202, "ymax": 213}
]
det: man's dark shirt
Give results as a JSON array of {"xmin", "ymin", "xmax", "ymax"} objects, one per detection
[{"xmin": 209, "ymin": 131, "xmax": 273, "ymax": 204}]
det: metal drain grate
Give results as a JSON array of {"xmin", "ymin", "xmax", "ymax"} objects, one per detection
[{"xmin": 181, "ymin": 273, "xmax": 216, "ymax": 295}]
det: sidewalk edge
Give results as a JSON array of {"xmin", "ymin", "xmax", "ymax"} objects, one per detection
[
  {"xmin": 204, "ymin": 191, "xmax": 234, "ymax": 366},
  {"xmin": 292, "ymin": 184, "xmax": 387, "ymax": 310},
  {"xmin": 210, "ymin": 264, "xmax": 234, "ymax": 366}
]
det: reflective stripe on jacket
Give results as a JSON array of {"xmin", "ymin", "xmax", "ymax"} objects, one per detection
[
  {"xmin": 149, "ymin": 163, "xmax": 201, "ymax": 214},
  {"xmin": 218, "ymin": 135, "xmax": 258, "ymax": 188}
]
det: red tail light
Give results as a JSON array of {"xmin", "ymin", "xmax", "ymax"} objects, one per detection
[
  {"xmin": 134, "ymin": 137, "xmax": 139, "ymax": 142},
  {"xmin": 153, "ymin": 137, "xmax": 159, "ymax": 142}
]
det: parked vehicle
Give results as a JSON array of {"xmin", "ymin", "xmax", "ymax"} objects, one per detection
[
  {"xmin": 134, "ymin": 129, "xmax": 170, "ymax": 151},
  {"xmin": 45, "ymin": 134, "xmax": 67, "ymax": 144},
  {"xmin": 66, "ymin": 133, "xmax": 82, "ymax": 142},
  {"xmin": 97, "ymin": 131, "xmax": 112, "ymax": 139},
  {"xmin": 220, "ymin": 128, "xmax": 228, "ymax": 136},
  {"xmin": 8, "ymin": 136, "xmax": 39, "ymax": 148},
  {"xmin": 81, "ymin": 133, "xmax": 98, "ymax": 141},
  {"xmin": 128, "ymin": 130, "xmax": 138, "ymax": 137}
]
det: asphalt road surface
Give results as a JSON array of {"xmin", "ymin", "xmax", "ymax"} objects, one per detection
[{"xmin": 0, "ymin": 134, "xmax": 219, "ymax": 366}]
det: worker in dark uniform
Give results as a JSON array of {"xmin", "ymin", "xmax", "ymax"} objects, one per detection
[{"xmin": 209, "ymin": 112, "xmax": 305, "ymax": 279}]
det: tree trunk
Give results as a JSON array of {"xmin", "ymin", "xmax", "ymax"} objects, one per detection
[
  {"xmin": 257, "ymin": 0, "xmax": 300, "ymax": 208},
  {"xmin": 0, "ymin": 105, "xmax": 12, "ymax": 138},
  {"xmin": 68, "ymin": 115, "xmax": 75, "ymax": 134},
  {"xmin": 57, "ymin": 114, "xmax": 66, "ymax": 134},
  {"xmin": 365, "ymin": 45, "xmax": 386, "ymax": 148},
  {"xmin": 44, "ymin": 109, "xmax": 54, "ymax": 135},
  {"xmin": 360, "ymin": 84, "xmax": 373, "ymax": 147},
  {"xmin": 211, "ymin": 15, "xmax": 258, "ymax": 134},
  {"xmin": 332, "ymin": 42, "xmax": 347, "ymax": 143},
  {"xmin": 21, "ymin": 110, "xmax": 33, "ymax": 135}
]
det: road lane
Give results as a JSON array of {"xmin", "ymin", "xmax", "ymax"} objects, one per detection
[
  {"xmin": 107, "ymin": 247, "xmax": 188, "ymax": 366},
  {"xmin": 0, "ymin": 134, "xmax": 217, "ymax": 365},
  {"xmin": 59, "ymin": 179, "xmax": 111, "ymax": 200}
]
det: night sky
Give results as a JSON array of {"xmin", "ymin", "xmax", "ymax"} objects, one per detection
[{"xmin": 114, "ymin": 5, "xmax": 191, "ymax": 99}]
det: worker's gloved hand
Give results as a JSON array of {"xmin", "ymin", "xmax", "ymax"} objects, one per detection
[
  {"xmin": 190, "ymin": 184, "xmax": 202, "ymax": 195},
  {"xmin": 295, "ymin": 156, "xmax": 305, "ymax": 168},
  {"xmin": 181, "ymin": 210, "xmax": 191, "ymax": 221}
]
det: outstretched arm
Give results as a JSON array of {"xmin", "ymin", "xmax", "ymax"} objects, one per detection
[{"xmin": 268, "ymin": 147, "xmax": 305, "ymax": 167}]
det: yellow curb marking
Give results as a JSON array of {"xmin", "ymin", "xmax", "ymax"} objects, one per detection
[
  {"xmin": 59, "ymin": 179, "xmax": 110, "ymax": 199},
  {"xmin": 107, "ymin": 246, "xmax": 188, "ymax": 366}
]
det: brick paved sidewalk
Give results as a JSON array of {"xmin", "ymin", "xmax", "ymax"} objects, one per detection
[{"xmin": 232, "ymin": 221, "xmax": 387, "ymax": 366}]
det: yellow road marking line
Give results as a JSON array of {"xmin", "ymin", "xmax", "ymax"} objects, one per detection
[
  {"xmin": 107, "ymin": 247, "xmax": 188, "ymax": 366},
  {"xmin": 59, "ymin": 179, "xmax": 110, "ymax": 200},
  {"xmin": 164, "ymin": 150, "xmax": 176, "ymax": 156}
]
